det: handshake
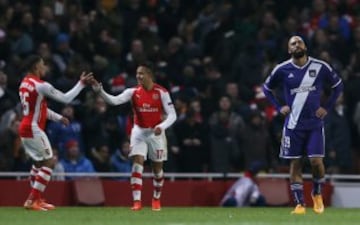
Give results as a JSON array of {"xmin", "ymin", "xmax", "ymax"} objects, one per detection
[{"xmin": 79, "ymin": 71, "xmax": 102, "ymax": 92}]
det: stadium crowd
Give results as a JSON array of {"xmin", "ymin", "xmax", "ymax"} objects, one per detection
[{"xmin": 1, "ymin": 0, "xmax": 360, "ymax": 175}]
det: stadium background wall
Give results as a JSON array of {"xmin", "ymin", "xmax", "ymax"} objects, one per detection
[{"xmin": 0, "ymin": 179, "xmax": 332, "ymax": 207}]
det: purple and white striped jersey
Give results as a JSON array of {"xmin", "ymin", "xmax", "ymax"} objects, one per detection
[{"xmin": 263, "ymin": 57, "xmax": 342, "ymax": 130}]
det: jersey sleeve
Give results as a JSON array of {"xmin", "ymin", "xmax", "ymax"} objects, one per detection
[
  {"xmin": 263, "ymin": 66, "xmax": 283, "ymax": 90},
  {"xmin": 47, "ymin": 108, "xmax": 63, "ymax": 122},
  {"xmin": 37, "ymin": 81, "xmax": 85, "ymax": 104},
  {"xmin": 324, "ymin": 65, "xmax": 342, "ymax": 88},
  {"xmin": 156, "ymin": 91, "xmax": 177, "ymax": 130},
  {"xmin": 99, "ymin": 88, "xmax": 134, "ymax": 105},
  {"xmin": 322, "ymin": 65, "xmax": 344, "ymax": 110},
  {"xmin": 262, "ymin": 66, "xmax": 283, "ymax": 111}
]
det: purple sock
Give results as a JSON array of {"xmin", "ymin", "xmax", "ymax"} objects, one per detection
[{"xmin": 290, "ymin": 182, "xmax": 305, "ymax": 206}]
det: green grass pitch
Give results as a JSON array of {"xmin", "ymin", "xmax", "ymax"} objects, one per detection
[{"xmin": 1, "ymin": 207, "xmax": 359, "ymax": 225}]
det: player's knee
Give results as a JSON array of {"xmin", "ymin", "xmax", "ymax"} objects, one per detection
[
  {"xmin": 309, "ymin": 158, "xmax": 323, "ymax": 167},
  {"xmin": 132, "ymin": 155, "xmax": 145, "ymax": 165},
  {"xmin": 42, "ymin": 157, "xmax": 56, "ymax": 169}
]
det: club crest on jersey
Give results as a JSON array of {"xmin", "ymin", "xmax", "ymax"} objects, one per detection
[
  {"xmin": 152, "ymin": 93, "xmax": 159, "ymax": 100},
  {"xmin": 309, "ymin": 70, "xmax": 317, "ymax": 77}
]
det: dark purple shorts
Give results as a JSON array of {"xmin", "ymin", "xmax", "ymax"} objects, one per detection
[{"xmin": 279, "ymin": 127, "xmax": 324, "ymax": 158}]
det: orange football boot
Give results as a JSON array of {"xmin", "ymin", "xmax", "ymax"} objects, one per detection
[
  {"xmin": 152, "ymin": 198, "xmax": 161, "ymax": 211},
  {"xmin": 131, "ymin": 201, "xmax": 142, "ymax": 211}
]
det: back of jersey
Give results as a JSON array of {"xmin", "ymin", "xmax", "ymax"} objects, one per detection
[{"xmin": 19, "ymin": 75, "xmax": 47, "ymax": 137}]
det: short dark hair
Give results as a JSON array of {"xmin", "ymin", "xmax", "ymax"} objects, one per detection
[
  {"xmin": 21, "ymin": 55, "xmax": 42, "ymax": 73},
  {"xmin": 138, "ymin": 61, "xmax": 155, "ymax": 76}
]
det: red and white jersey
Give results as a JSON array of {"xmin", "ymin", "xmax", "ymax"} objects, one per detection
[
  {"xmin": 100, "ymin": 83, "xmax": 177, "ymax": 129},
  {"xmin": 19, "ymin": 74, "xmax": 85, "ymax": 137}
]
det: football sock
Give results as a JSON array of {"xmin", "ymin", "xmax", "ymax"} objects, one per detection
[
  {"xmin": 312, "ymin": 177, "xmax": 325, "ymax": 195},
  {"xmin": 30, "ymin": 167, "xmax": 53, "ymax": 199},
  {"xmin": 290, "ymin": 182, "xmax": 305, "ymax": 206},
  {"xmin": 30, "ymin": 165, "xmax": 40, "ymax": 187},
  {"xmin": 131, "ymin": 163, "xmax": 144, "ymax": 201},
  {"xmin": 153, "ymin": 170, "xmax": 164, "ymax": 200}
]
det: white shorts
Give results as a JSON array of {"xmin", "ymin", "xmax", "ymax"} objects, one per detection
[
  {"xmin": 129, "ymin": 125, "xmax": 167, "ymax": 162},
  {"xmin": 21, "ymin": 127, "xmax": 53, "ymax": 161}
]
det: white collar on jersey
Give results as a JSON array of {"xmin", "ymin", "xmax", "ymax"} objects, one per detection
[{"xmin": 290, "ymin": 56, "xmax": 312, "ymax": 69}]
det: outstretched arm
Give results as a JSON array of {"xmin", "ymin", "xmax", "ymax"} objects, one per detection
[
  {"xmin": 37, "ymin": 72, "xmax": 93, "ymax": 104},
  {"xmin": 92, "ymin": 79, "xmax": 134, "ymax": 105},
  {"xmin": 99, "ymin": 88, "xmax": 134, "ymax": 105}
]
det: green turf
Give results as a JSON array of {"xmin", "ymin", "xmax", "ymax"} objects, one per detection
[{"xmin": 0, "ymin": 207, "xmax": 359, "ymax": 225}]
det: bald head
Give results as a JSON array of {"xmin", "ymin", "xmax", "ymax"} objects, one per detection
[{"xmin": 288, "ymin": 36, "xmax": 307, "ymax": 59}]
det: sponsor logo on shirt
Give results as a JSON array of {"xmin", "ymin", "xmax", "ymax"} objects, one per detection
[
  {"xmin": 290, "ymin": 86, "xmax": 316, "ymax": 95},
  {"xmin": 137, "ymin": 103, "xmax": 159, "ymax": 112}
]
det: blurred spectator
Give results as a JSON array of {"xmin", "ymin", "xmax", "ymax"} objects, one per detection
[
  {"xmin": 230, "ymin": 42, "xmax": 262, "ymax": 102},
  {"xmin": 173, "ymin": 94, "xmax": 189, "ymax": 122},
  {"xmin": 239, "ymin": 110, "xmax": 275, "ymax": 171},
  {"xmin": 156, "ymin": 0, "xmax": 183, "ymax": 42},
  {"xmin": 133, "ymin": 16, "xmax": 162, "ymax": 59},
  {"xmin": 46, "ymin": 105, "xmax": 85, "ymax": 159},
  {"xmin": 310, "ymin": 29, "xmax": 331, "ymax": 58},
  {"xmin": 125, "ymin": 39, "xmax": 147, "ymax": 74},
  {"xmin": 36, "ymin": 5, "xmax": 60, "ymax": 42},
  {"xmin": 225, "ymin": 82, "xmax": 251, "ymax": 119},
  {"xmin": 0, "ymin": 114, "xmax": 21, "ymax": 171},
  {"xmin": 60, "ymin": 139, "xmax": 95, "ymax": 180},
  {"xmin": 83, "ymin": 95, "xmax": 123, "ymax": 151},
  {"xmin": 319, "ymin": 11, "xmax": 351, "ymax": 42},
  {"xmin": 12, "ymin": 148, "xmax": 32, "ymax": 172},
  {"xmin": 0, "ymin": 71, "xmax": 18, "ymax": 116},
  {"xmin": 165, "ymin": 36, "xmax": 186, "ymax": 85},
  {"xmin": 52, "ymin": 148, "xmax": 65, "ymax": 181},
  {"xmin": 188, "ymin": 98, "xmax": 205, "ymax": 123},
  {"xmin": 318, "ymin": 49, "xmax": 343, "ymax": 74},
  {"xmin": 52, "ymin": 33, "xmax": 74, "ymax": 74},
  {"xmin": 325, "ymin": 93, "xmax": 352, "ymax": 173},
  {"xmin": 8, "ymin": 22, "xmax": 34, "ymax": 57},
  {"xmin": 209, "ymin": 95, "xmax": 244, "ymax": 172},
  {"xmin": 164, "ymin": 126, "xmax": 180, "ymax": 172},
  {"xmin": 0, "ymin": 28, "xmax": 11, "ymax": 64},
  {"xmin": 90, "ymin": 143, "xmax": 111, "ymax": 172},
  {"xmin": 37, "ymin": 42, "xmax": 61, "ymax": 81},
  {"xmin": 68, "ymin": 14, "xmax": 95, "ymax": 62},
  {"xmin": 110, "ymin": 139, "xmax": 132, "ymax": 178},
  {"xmin": 174, "ymin": 109, "xmax": 209, "ymax": 172}
]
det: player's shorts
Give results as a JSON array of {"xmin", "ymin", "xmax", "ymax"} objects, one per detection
[
  {"xmin": 279, "ymin": 126, "xmax": 324, "ymax": 158},
  {"xmin": 129, "ymin": 125, "xmax": 167, "ymax": 162},
  {"xmin": 20, "ymin": 127, "xmax": 53, "ymax": 161}
]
